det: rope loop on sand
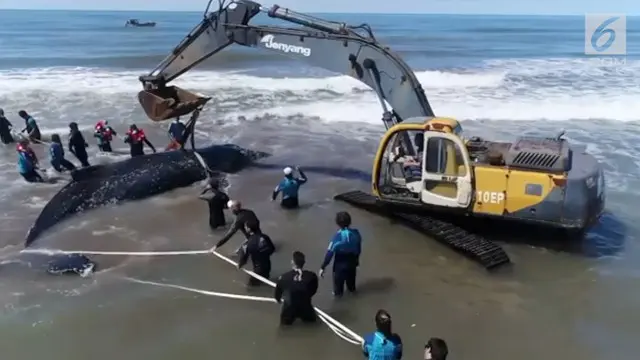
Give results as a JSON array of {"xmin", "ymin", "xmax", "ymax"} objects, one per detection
[{"xmin": 22, "ymin": 248, "xmax": 364, "ymax": 345}]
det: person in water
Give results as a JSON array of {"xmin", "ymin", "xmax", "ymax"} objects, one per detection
[
  {"xmin": 49, "ymin": 134, "xmax": 76, "ymax": 173},
  {"xmin": 165, "ymin": 117, "xmax": 186, "ymax": 151},
  {"xmin": 211, "ymin": 200, "xmax": 261, "ymax": 252},
  {"xmin": 424, "ymin": 338, "xmax": 448, "ymax": 360},
  {"xmin": 0, "ymin": 108, "xmax": 14, "ymax": 144},
  {"xmin": 199, "ymin": 178, "xmax": 230, "ymax": 230},
  {"xmin": 68, "ymin": 122, "xmax": 90, "ymax": 167},
  {"xmin": 318, "ymin": 211, "xmax": 362, "ymax": 298},
  {"xmin": 272, "ymin": 166, "xmax": 308, "ymax": 209},
  {"xmin": 124, "ymin": 124, "xmax": 156, "ymax": 157},
  {"xmin": 18, "ymin": 110, "xmax": 41, "ymax": 142},
  {"xmin": 362, "ymin": 309, "xmax": 403, "ymax": 360},
  {"xmin": 94, "ymin": 120, "xmax": 117, "ymax": 152},
  {"xmin": 274, "ymin": 251, "xmax": 318, "ymax": 326},
  {"xmin": 16, "ymin": 140, "xmax": 43, "ymax": 183},
  {"xmin": 237, "ymin": 218, "xmax": 276, "ymax": 286}
]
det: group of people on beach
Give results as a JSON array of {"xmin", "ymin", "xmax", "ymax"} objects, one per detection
[
  {"xmin": 198, "ymin": 167, "xmax": 449, "ymax": 360},
  {"xmin": 0, "ymin": 109, "xmax": 191, "ymax": 183}
]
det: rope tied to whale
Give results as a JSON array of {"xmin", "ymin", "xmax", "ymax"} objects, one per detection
[{"xmin": 21, "ymin": 247, "xmax": 364, "ymax": 346}]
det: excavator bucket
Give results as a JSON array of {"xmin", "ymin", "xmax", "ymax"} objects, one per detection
[{"xmin": 138, "ymin": 86, "xmax": 212, "ymax": 122}]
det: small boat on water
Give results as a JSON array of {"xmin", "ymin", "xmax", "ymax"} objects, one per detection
[{"xmin": 125, "ymin": 19, "xmax": 156, "ymax": 27}]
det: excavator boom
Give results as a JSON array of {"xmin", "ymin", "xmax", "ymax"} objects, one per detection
[{"xmin": 138, "ymin": 0, "xmax": 434, "ymax": 131}]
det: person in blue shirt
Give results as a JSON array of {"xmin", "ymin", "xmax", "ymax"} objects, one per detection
[
  {"xmin": 362, "ymin": 309, "xmax": 403, "ymax": 360},
  {"xmin": 16, "ymin": 140, "xmax": 44, "ymax": 183},
  {"xmin": 49, "ymin": 134, "xmax": 76, "ymax": 173},
  {"xmin": 272, "ymin": 166, "xmax": 308, "ymax": 209},
  {"xmin": 318, "ymin": 211, "xmax": 362, "ymax": 297},
  {"xmin": 166, "ymin": 117, "xmax": 186, "ymax": 151}
]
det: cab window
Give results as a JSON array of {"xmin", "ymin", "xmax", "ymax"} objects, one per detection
[{"xmin": 425, "ymin": 137, "xmax": 467, "ymax": 177}]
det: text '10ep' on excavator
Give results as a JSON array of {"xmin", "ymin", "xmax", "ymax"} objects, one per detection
[{"xmin": 134, "ymin": 0, "xmax": 606, "ymax": 270}]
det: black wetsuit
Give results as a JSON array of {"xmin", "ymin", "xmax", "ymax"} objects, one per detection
[
  {"xmin": 238, "ymin": 231, "xmax": 275, "ymax": 286},
  {"xmin": 68, "ymin": 130, "xmax": 90, "ymax": 167},
  {"xmin": 214, "ymin": 209, "xmax": 260, "ymax": 248},
  {"xmin": 201, "ymin": 188, "xmax": 230, "ymax": 229},
  {"xmin": 0, "ymin": 116, "xmax": 13, "ymax": 144},
  {"xmin": 274, "ymin": 268, "xmax": 318, "ymax": 325}
]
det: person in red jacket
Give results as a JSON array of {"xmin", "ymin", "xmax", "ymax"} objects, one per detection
[
  {"xmin": 123, "ymin": 124, "xmax": 156, "ymax": 157},
  {"xmin": 94, "ymin": 120, "xmax": 117, "ymax": 152}
]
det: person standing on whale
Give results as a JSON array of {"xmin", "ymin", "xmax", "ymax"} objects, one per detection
[
  {"xmin": 68, "ymin": 122, "xmax": 90, "ymax": 167},
  {"xmin": 272, "ymin": 166, "xmax": 308, "ymax": 209},
  {"xmin": 124, "ymin": 124, "xmax": 156, "ymax": 157},
  {"xmin": 166, "ymin": 117, "xmax": 186, "ymax": 151}
]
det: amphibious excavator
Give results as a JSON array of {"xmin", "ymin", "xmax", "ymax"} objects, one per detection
[{"xmin": 134, "ymin": 0, "xmax": 606, "ymax": 269}]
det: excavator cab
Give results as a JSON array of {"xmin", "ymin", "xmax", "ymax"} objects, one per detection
[
  {"xmin": 138, "ymin": 85, "xmax": 211, "ymax": 121},
  {"xmin": 374, "ymin": 117, "xmax": 474, "ymax": 209}
]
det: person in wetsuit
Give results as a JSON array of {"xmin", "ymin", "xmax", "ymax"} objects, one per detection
[
  {"xmin": 424, "ymin": 338, "xmax": 448, "ymax": 360},
  {"xmin": 124, "ymin": 124, "xmax": 156, "ymax": 157},
  {"xmin": 16, "ymin": 140, "xmax": 43, "ymax": 183},
  {"xmin": 274, "ymin": 251, "xmax": 318, "ymax": 326},
  {"xmin": 362, "ymin": 309, "xmax": 403, "ymax": 360},
  {"xmin": 18, "ymin": 110, "xmax": 41, "ymax": 142},
  {"xmin": 199, "ymin": 178, "xmax": 230, "ymax": 230},
  {"xmin": 210, "ymin": 200, "xmax": 260, "ymax": 252},
  {"xmin": 0, "ymin": 109, "xmax": 14, "ymax": 144},
  {"xmin": 237, "ymin": 218, "xmax": 275, "ymax": 286},
  {"xmin": 272, "ymin": 166, "xmax": 308, "ymax": 209},
  {"xmin": 68, "ymin": 122, "xmax": 90, "ymax": 167},
  {"xmin": 94, "ymin": 120, "xmax": 117, "ymax": 152},
  {"xmin": 165, "ymin": 117, "xmax": 186, "ymax": 151},
  {"xmin": 318, "ymin": 211, "xmax": 362, "ymax": 298},
  {"xmin": 49, "ymin": 134, "xmax": 76, "ymax": 173}
]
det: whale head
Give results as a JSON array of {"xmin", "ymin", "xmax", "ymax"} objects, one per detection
[{"xmin": 195, "ymin": 144, "xmax": 271, "ymax": 173}]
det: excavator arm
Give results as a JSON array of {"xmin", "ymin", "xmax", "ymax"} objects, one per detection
[{"xmin": 138, "ymin": 0, "xmax": 434, "ymax": 132}]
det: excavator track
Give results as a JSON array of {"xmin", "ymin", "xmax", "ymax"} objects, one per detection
[{"xmin": 334, "ymin": 191, "xmax": 511, "ymax": 270}]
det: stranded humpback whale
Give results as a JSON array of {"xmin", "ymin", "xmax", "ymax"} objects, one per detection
[{"xmin": 23, "ymin": 144, "xmax": 270, "ymax": 273}]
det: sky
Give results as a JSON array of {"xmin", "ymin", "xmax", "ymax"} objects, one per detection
[{"xmin": 0, "ymin": 0, "xmax": 638, "ymax": 15}]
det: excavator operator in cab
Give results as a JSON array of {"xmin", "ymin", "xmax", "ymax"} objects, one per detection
[
  {"xmin": 392, "ymin": 133, "xmax": 423, "ymax": 178},
  {"xmin": 124, "ymin": 124, "xmax": 156, "ymax": 157},
  {"xmin": 94, "ymin": 120, "xmax": 117, "ymax": 152},
  {"xmin": 166, "ymin": 117, "xmax": 186, "ymax": 151},
  {"xmin": 272, "ymin": 166, "xmax": 308, "ymax": 209}
]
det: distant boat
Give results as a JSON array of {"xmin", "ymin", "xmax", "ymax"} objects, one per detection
[{"xmin": 125, "ymin": 19, "xmax": 156, "ymax": 27}]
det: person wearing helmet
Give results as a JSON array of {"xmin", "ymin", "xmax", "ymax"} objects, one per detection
[
  {"xmin": 49, "ymin": 133, "xmax": 76, "ymax": 172},
  {"xmin": 16, "ymin": 140, "xmax": 43, "ymax": 183},
  {"xmin": 165, "ymin": 117, "xmax": 186, "ymax": 151},
  {"xmin": 68, "ymin": 122, "xmax": 90, "ymax": 167},
  {"xmin": 18, "ymin": 110, "xmax": 41, "ymax": 142},
  {"xmin": 0, "ymin": 108, "xmax": 14, "ymax": 144},
  {"xmin": 124, "ymin": 124, "xmax": 156, "ymax": 157},
  {"xmin": 272, "ymin": 166, "xmax": 308, "ymax": 209},
  {"xmin": 210, "ymin": 200, "xmax": 261, "ymax": 252},
  {"xmin": 362, "ymin": 310, "xmax": 403, "ymax": 360},
  {"xmin": 94, "ymin": 120, "xmax": 117, "ymax": 152},
  {"xmin": 199, "ymin": 177, "xmax": 230, "ymax": 230}
]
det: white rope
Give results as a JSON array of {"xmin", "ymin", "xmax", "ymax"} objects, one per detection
[
  {"xmin": 22, "ymin": 247, "xmax": 364, "ymax": 345},
  {"xmin": 20, "ymin": 249, "xmax": 211, "ymax": 256},
  {"xmin": 123, "ymin": 277, "xmax": 277, "ymax": 303}
]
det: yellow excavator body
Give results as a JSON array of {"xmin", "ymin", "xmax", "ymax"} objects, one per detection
[{"xmin": 371, "ymin": 117, "xmax": 605, "ymax": 231}]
